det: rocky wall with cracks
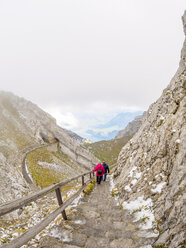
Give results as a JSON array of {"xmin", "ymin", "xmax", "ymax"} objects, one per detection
[{"xmin": 114, "ymin": 11, "xmax": 186, "ymax": 248}]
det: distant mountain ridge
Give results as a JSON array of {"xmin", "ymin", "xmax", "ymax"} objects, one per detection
[
  {"xmin": 97, "ymin": 112, "xmax": 143, "ymax": 129},
  {"xmin": 115, "ymin": 112, "xmax": 146, "ymax": 138},
  {"xmin": 86, "ymin": 111, "xmax": 143, "ymax": 142}
]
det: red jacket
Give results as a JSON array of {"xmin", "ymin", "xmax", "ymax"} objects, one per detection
[{"xmin": 92, "ymin": 164, "xmax": 105, "ymax": 176}]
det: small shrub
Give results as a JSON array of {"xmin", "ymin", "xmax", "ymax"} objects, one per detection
[
  {"xmin": 110, "ymin": 238, "xmax": 115, "ymax": 241},
  {"xmin": 0, "ymin": 238, "xmax": 9, "ymax": 243},
  {"xmin": 140, "ymin": 216, "xmax": 150, "ymax": 222},
  {"xmin": 111, "ymin": 188, "xmax": 119, "ymax": 197},
  {"xmin": 83, "ymin": 179, "xmax": 96, "ymax": 195},
  {"xmin": 132, "ymin": 208, "xmax": 141, "ymax": 214},
  {"xmin": 175, "ymin": 143, "xmax": 179, "ymax": 154},
  {"xmin": 154, "ymin": 246, "xmax": 167, "ymax": 248},
  {"xmin": 119, "ymin": 203, "xmax": 123, "ymax": 210}
]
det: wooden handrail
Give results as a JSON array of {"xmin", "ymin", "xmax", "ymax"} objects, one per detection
[
  {"xmin": 0, "ymin": 171, "xmax": 92, "ymax": 217},
  {"xmin": 0, "ymin": 177, "xmax": 94, "ymax": 248}
]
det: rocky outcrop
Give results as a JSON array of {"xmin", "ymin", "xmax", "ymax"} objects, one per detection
[
  {"xmin": 0, "ymin": 92, "xmax": 98, "ymax": 204},
  {"xmin": 115, "ymin": 112, "xmax": 146, "ymax": 139},
  {"xmin": 62, "ymin": 128, "xmax": 84, "ymax": 143},
  {"xmin": 114, "ymin": 11, "xmax": 186, "ymax": 248}
]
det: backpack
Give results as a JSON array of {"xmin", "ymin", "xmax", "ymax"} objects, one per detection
[{"xmin": 98, "ymin": 169, "xmax": 103, "ymax": 175}]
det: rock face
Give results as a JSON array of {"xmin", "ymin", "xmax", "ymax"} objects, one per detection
[
  {"xmin": 0, "ymin": 92, "xmax": 98, "ymax": 204},
  {"xmin": 62, "ymin": 128, "xmax": 84, "ymax": 144},
  {"xmin": 114, "ymin": 11, "xmax": 186, "ymax": 248},
  {"xmin": 115, "ymin": 112, "xmax": 146, "ymax": 139}
]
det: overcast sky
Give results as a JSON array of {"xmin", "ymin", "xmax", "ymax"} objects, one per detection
[{"xmin": 0, "ymin": 1, "xmax": 185, "ymax": 136}]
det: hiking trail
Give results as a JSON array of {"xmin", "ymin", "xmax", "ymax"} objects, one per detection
[{"xmin": 38, "ymin": 175, "xmax": 157, "ymax": 248}]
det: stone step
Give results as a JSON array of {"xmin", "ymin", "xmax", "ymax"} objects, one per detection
[{"xmin": 38, "ymin": 177, "xmax": 156, "ymax": 248}]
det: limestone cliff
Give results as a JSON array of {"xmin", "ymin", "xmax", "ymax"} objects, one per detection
[
  {"xmin": 114, "ymin": 11, "xmax": 186, "ymax": 248},
  {"xmin": 0, "ymin": 92, "xmax": 98, "ymax": 204}
]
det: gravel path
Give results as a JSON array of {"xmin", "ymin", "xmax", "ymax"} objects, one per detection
[{"xmin": 38, "ymin": 176, "xmax": 157, "ymax": 248}]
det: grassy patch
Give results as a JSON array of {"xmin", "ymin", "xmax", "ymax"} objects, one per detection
[
  {"xmin": 139, "ymin": 216, "xmax": 150, "ymax": 222},
  {"xmin": 110, "ymin": 238, "xmax": 115, "ymax": 241},
  {"xmin": 111, "ymin": 188, "xmax": 119, "ymax": 197},
  {"xmin": 154, "ymin": 246, "xmax": 167, "ymax": 248},
  {"xmin": 51, "ymin": 150, "xmax": 71, "ymax": 163},
  {"xmin": 84, "ymin": 136, "xmax": 132, "ymax": 166},
  {"xmin": 0, "ymin": 238, "xmax": 9, "ymax": 243},
  {"xmin": 83, "ymin": 179, "xmax": 96, "ymax": 195},
  {"xmin": 29, "ymin": 165, "xmax": 66, "ymax": 188},
  {"xmin": 119, "ymin": 203, "xmax": 123, "ymax": 210},
  {"xmin": 132, "ymin": 208, "xmax": 141, "ymax": 214},
  {"xmin": 26, "ymin": 147, "xmax": 70, "ymax": 188}
]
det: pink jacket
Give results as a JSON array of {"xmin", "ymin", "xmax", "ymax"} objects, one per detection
[{"xmin": 92, "ymin": 164, "xmax": 105, "ymax": 176}]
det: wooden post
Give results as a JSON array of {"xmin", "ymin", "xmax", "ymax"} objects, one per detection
[
  {"xmin": 55, "ymin": 188, "xmax": 67, "ymax": 220},
  {"xmin": 82, "ymin": 175, "xmax": 85, "ymax": 193},
  {"xmin": 82, "ymin": 175, "xmax": 84, "ymax": 186}
]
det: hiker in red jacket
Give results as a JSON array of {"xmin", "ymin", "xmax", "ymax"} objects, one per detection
[{"xmin": 92, "ymin": 163, "xmax": 105, "ymax": 184}]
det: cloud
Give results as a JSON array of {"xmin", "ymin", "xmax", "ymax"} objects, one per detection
[
  {"xmin": 0, "ymin": 2, "xmax": 185, "ymax": 105},
  {"xmin": 0, "ymin": 0, "xmax": 185, "ymax": 130},
  {"xmin": 46, "ymin": 107, "xmax": 79, "ymax": 130},
  {"xmin": 44, "ymin": 102, "xmax": 143, "ymax": 140},
  {"xmin": 90, "ymin": 126, "xmax": 119, "ymax": 137}
]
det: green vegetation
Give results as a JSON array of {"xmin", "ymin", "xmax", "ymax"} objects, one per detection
[
  {"xmin": 83, "ymin": 179, "xmax": 96, "ymax": 195},
  {"xmin": 29, "ymin": 165, "xmax": 66, "ymax": 188},
  {"xmin": 51, "ymin": 150, "xmax": 71, "ymax": 163},
  {"xmin": 111, "ymin": 188, "xmax": 120, "ymax": 197},
  {"xmin": 26, "ymin": 147, "xmax": 70, "ymax": 188},
  {"xmin": 84, "ymin": 136, "xmax": 132, "ymax": 166},
  {"xmin": 132, "ymin": 237, "xmax": 139, "ymax": 241},
  {"xmin": 119, "ymin": 203, "xmax": 123, "ymax": 210},
  {"xmin": 110, "ymin": 238, "xmax": 115, "ymax": 241},
  {"xmin": 139, "ymin": 216, "xmax": 150, "ymax": 222},
  {"xmin": 132, "ymin": 208, "xmax": 141, "ymax": 214},
  {"xmin": 0, "ymin": 218, "xmax": 28, "ymax": 244},
  {"xmin": 0, "ymin": 238, "xmax": 9, "ymax": 243},
  {"xmin": 175, "ymin": 142, "xmax": 180, "ymax": 154},
  {"xmin": 154, "ymin": 246, "xmax": 167, "ymax": 248}
]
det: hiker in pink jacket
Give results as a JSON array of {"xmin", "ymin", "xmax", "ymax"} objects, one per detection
[{"xmin": 92, "ymin": 163, "xmax": 105, "ymax": 184}]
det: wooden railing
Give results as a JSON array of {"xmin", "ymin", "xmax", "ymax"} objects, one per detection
[{"xmin": 0, "ymin": 171, "xmax": 95, "ymax": 248}]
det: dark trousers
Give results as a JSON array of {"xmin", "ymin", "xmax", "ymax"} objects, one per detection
[
  {"xmin": 96, "ymin": 175, "xmax": 102, "ymax": 184},
  {"xmin": 103, "ymin": 173, "xmax": 107, "ymax": 181}
]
